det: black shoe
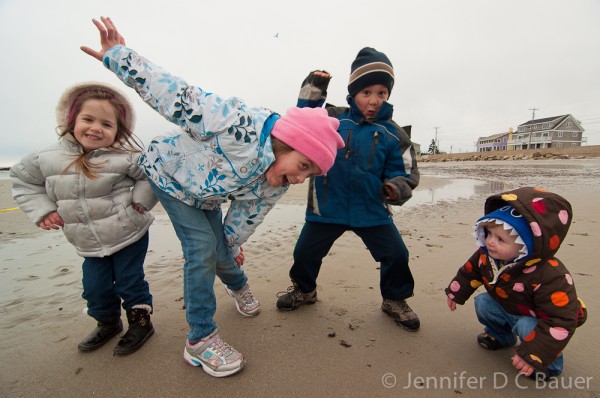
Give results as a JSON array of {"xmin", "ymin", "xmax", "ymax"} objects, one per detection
[
  {"xmin": 477, "ymin": 333, "xmax": 503, "ymax": 350},
  {"xmin": 78, "ymin": 319, "xmax": 123, "ymax": 352},
  {"xmin": 113, "ymin": 307, "xmax": 154, "ymax": 356}
]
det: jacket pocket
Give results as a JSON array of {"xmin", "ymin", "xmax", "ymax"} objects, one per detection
[{"xmin": 117, "ymin": 203, "xmax": 148, "ymax": 233}]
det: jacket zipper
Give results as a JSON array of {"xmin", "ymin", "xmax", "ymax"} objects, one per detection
[
  {"xmin": 344, "ymin": 130, "xmax": 353, "ymax": 159},
  {"xmin": 368, "ymin": 131, "xmax": 379, "ymax": 167},
  {"xmin": 77, "ymin": 160, "xmax": 107, "ymax": 256},
  {"xmin": 323, "ymin": 175, "xmax": 328, "ymax": 205}
]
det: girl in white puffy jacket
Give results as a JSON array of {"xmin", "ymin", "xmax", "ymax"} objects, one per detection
[{"xmin": 10, "ymin": 82, "xmax": 158, "ymax": 356}]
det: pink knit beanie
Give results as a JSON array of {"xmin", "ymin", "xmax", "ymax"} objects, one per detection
[{"xmin": 271, "ymin": 107, "xmax": 344, "ymax": 175}]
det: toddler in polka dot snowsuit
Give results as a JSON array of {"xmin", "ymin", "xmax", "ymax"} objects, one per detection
[{"xmin": 445, "ymin": 187, "xmax": 587, "ymax": 379}]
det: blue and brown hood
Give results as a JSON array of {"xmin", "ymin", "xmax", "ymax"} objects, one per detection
[{"xmin": 482, "ymin": 187, "xmax": 572, "ymax": 262}]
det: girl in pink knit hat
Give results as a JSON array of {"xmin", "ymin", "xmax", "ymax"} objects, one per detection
[{"xmin": 82, "ymin": 16, "xmax": 343, "ymax": 378}]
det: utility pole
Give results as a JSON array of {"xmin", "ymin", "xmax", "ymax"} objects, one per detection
[
  {"xmin": 529, "ymin": 108, "xmax": 538, "ymax": 120},
  {"xmin": 527, "ymin": 108, "xmax": 539, "ymax": 149},
  {"xmin": 433, "ymin": 127, "xmax": 440, "ymax": 153}
]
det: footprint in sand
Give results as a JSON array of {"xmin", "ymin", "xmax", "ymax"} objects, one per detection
[
  {"xmin": 47, "ymin": 267, "xmax": 71, "ymax": 279},
  {"xmin": 15, "ymin": 275, "xmax": 40, "ymax": 282},
  {"xmin": 331, "ymin": 307, "xmax": 348, "ymax": 316}
]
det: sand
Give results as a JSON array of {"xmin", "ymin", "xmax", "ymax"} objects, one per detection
[{"xmin": 1, "ymin": 159, "xmax": 599, "ymax": 397}]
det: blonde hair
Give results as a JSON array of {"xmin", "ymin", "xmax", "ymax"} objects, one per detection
[{"xmin": 59, "ymin": 89, "xmax": 143, "ymax": 179}]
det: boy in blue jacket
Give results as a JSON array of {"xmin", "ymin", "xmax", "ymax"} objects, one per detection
[{"xmin": 276, "ymin": 48, "xmax": 421, "ymax": 330}]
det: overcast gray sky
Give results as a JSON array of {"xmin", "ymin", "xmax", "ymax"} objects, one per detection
[{"xmin": 1, "ymin": 0, "xmax": 599, "ymax": 166}]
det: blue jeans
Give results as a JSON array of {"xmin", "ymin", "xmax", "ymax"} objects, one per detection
[
  {"xmin": 82, "ymin": 231, "xmax": 152, "ymax": 322},
  {"xmin": 149, "ymin": 181, "xmax": 248, "ymax": 343},
  {"xmin": 291, "ymin": 221, "xmax": 414, "ymax": 300},
  {"xmin": 474, "ymin": 293, "xmax": 563, "ymax": 375}
]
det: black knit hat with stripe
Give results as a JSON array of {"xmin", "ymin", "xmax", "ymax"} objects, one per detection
[{"xmin": 348, "ymin": 47, "xmax": 394, "ymax": 97}]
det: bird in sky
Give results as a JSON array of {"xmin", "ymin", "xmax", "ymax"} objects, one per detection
[{"xmin": 274, "ymin": 33, "xmax": 279, "ymax": 38}]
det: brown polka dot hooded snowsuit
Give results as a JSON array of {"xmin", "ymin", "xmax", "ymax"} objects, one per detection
[{"xmin": 446, "ymin": 187, "xmax": 587, "ymax": 372}]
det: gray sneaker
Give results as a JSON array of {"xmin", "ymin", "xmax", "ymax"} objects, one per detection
[
  {"xmin": 381, "ymin": 299, "xmax": 420, "ymax": 331},
  {"xmin": 276, "ymin": 283, "xmax": 317, "ymax": 311},
  {"xmin": 225, "ymin": 283, "xmax": 260, "ymax": 317},
  {"xmin": 183, "ymin": 329, "xmax": 245, "ymax": 377}
]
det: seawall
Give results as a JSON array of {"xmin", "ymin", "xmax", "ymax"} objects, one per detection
[{"xmin": 419, "ymin": 145, "xmax": 600, "ymax": 162}]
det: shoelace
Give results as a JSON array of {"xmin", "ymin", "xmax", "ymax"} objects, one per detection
[
  {"xmin": 236, "ymin": 287, "xmax": 256, "ymax": 306},
  {"xmin": 277, "ymin": 286, "xmax": 294, "ymax": 298},
  {"xmin": 399, "ymin": 302, "xmax": 410, "ymax": 313},
  {"xmin": 209, "ymin": 337, "xmax": 234, "ymax": 358},
  {"xmin": 276, "ymin": 285, "xmax": 298, "ymax": 298},
  {"xmin": 389, "ymin": 300, "xmax": 410, "ymax": 314}
]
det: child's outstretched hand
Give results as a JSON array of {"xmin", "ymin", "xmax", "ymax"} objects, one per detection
[
  {"xmin": 447, "ymin": 297, "xmax": 457, "ymax": 311},
  {"xmin": 511, "ymin": 354, "xmax": 535, "ymax": 377},
  {"xmin": 81, "ymin": 16, "xmax": 126, "ymax": 61},
  {"xmin": 38, "ymin": 211, "xmax": 64, "ymax": 230}
]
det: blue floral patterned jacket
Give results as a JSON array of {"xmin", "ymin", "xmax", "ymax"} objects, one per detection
[{"xmin": 103, "ymin": 45, "xmax": 288, "ymax": 256}]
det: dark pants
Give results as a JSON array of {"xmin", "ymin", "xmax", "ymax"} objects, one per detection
[
  {"xmin": 82, "ymin": 232, "xmax": 152, "ymax": 322},
  {"xmin": 290, "ymin": 221, "xmax": 414, "ymax": 300}
]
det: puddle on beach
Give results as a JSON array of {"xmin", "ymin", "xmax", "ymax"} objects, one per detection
[
  {"xmin": 271, "ymin": 177, "xmax": 511, "ymax": 225},
  {"xmin": 401, "ymin": 178, "xmax": 510, "ymax": 209}
]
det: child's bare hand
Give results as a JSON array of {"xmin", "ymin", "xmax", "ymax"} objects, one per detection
[
  {"xmin": 447, "ymin": 297, "xmax": 457, "ymax": 311},
  {"xmin": 81, "ymin": 16, "xmax": 126, "ymax": 61},
  {"xmin": 511, "ymin": 354, "xmax": 535, "ymax": 377},
  {"xmin": 234, "ymin": 247, "xmax": 245, "ymax": 267},
  {"xmin": 382, "ymin": 183, "xmax": 398, "ymax": 201},
  {"xmin": 38, "ymin": 211, "xmax": 64, "ymax": 230},
  {"xmin": 132, "ymin": 203, "xmax": 146, "ymax": 213}
]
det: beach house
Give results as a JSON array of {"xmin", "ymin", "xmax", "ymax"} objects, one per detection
[
  {"xmin": 475, "ymin": 114, "xmax": 585, "ymax": 152},
  {"xmin": 507, "ymin": 114, "xmax": 586, "ymax": 150}
]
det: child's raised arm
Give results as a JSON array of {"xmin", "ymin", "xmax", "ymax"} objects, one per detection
[
  {"xmin": 297, "ymin": 70, "xmax": 332, "ymax": 109},
  {"xmin": 81, "ymin": 16, "xmax": 245, "ymax": 141}
]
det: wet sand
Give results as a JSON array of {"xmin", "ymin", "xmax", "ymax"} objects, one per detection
[{"xmin": 1, "ymin": 159, "xmax": 598, "ymax": 397}]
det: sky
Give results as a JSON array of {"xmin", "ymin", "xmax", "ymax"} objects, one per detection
[{"xmin": 1, "ymin": 0, "xmax": 599, "ymax": 167}]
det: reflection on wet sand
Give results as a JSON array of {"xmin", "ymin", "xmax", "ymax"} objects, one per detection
[{"xmin": 402, "ymin": 178, "xmax": 511, "ymax": 209}]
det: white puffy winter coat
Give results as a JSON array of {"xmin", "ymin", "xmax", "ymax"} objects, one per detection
[{"xmin": 10, "ymin": 134, "xmax": 158, "ymax": 257}]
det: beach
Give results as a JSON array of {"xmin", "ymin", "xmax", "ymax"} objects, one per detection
[{"xmin": 1, "ymin": 159, "xmax": 599, "ymax": 397}]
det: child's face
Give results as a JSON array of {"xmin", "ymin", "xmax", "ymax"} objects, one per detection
[
  {"xmin": 73, "ymin": 99, "xmax": 119, "ymax": 153},
  {"xmin": 484, "ymin": 224, "xmax": 523, "ymax": 262},
  {"xmin": 265, "ymin": 150, "xmax": 321, "ymax": 187},
  {"xmin": 353, "ymin": 84, "xmax": 389, "ymax": 120}
]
